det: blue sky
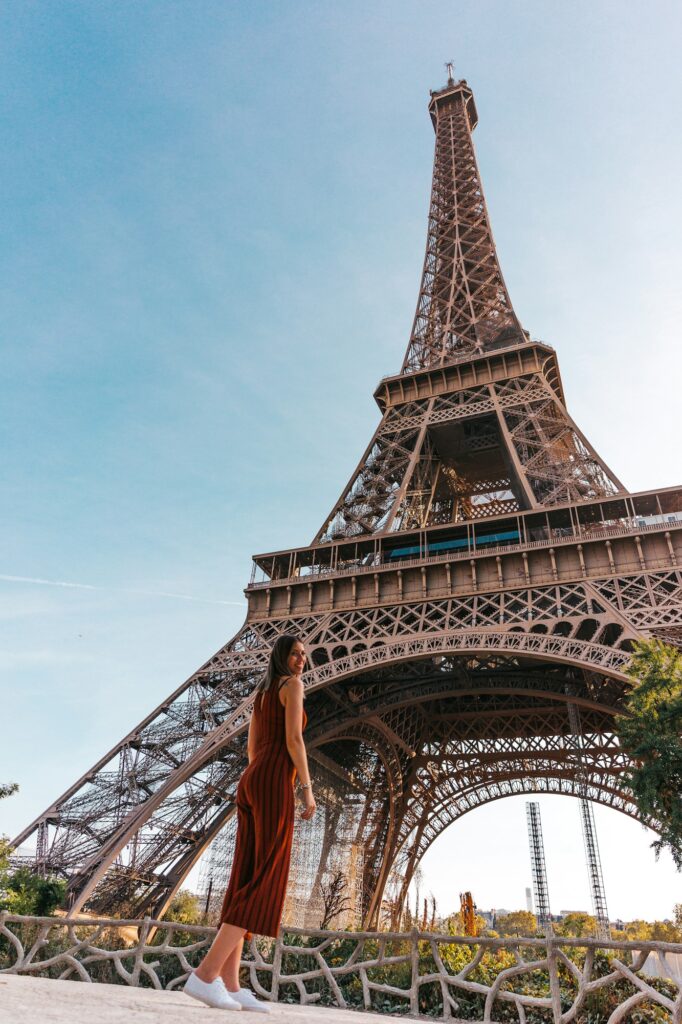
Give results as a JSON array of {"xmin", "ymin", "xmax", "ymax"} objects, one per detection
[{"xmin": 1, "ymin": 1, "xmax": 681, "ymax": 921}]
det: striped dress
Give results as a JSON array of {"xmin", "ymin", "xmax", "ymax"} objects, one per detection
[{"xmin": 219, "ymin": 679, "xmax": 307, "ymax": 938}]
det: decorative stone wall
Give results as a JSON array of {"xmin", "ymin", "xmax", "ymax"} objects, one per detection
[{"xmin": 2, "ymin": 913, "xmax": 680, "ymax": 1022}]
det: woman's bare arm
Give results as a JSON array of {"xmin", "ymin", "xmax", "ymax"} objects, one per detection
[
  {"xmin": 282, "ymin": 676, "xmax": 312, "ymax": 787},
  {"xmin": 247, "ymin": 695, "xmax": 261, "ymax": 764}
]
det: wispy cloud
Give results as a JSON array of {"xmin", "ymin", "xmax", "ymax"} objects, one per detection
[
  {"xmin": 0, "ymin": 649, "xmax": 94, "ymax": 670},
  {"xmin": 0, "ymin": 574, "xmax": 246, "ymax": 607}
]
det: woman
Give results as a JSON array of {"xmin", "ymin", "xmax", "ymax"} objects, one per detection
[{"xmin": 184, "ymin": 634, "xmax": 316, "ymax": 1011}]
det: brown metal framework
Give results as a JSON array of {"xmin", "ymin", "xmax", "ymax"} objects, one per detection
[{"xmin": 12, "ymin": 74, "xmax": 682, "ymax": 927}]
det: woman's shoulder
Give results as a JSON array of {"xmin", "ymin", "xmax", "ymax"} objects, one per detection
[
  {"xmin": 277, "ymin": 674, "xmax": 304, "ymax": 701},
  {"xmin": 277, "ymin": 673, "xmax": 303, "ymax": 689}
]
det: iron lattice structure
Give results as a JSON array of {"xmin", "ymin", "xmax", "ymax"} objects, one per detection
[
  {"xmin": 526, "ymin": 802, "xmax": 551, "ymax": 930},
  {"xmin": 12, "ymin": 73, "xmax": 682, "ymax": 927}
]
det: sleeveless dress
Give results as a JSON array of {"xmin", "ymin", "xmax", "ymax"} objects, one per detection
[{"xmin": 219, "ymin": 680, "xmax": 307, "ymax": 938}]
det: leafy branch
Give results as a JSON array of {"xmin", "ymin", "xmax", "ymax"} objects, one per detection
[{"xmin": 616, "ymin": 639, "xmax": 682, "ymax": 868}]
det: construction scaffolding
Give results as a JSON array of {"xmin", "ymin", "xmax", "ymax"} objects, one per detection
[
  {"xmin": 580, "ymin": 799, "xmax": 611, "ymax": 940},
  {"xmin": 566, "ymin": 699, "xmax": 611, "ymax": 940},
  {"xmin": 526, "ymin": 802, "xmax": 552, "ymax": 931}
]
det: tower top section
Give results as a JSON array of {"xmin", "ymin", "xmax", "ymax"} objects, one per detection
[
  {"xmin": 429, "ymin": 77, "xmax": 478, "ymax": 131},
  {"xmin": 402, "ymin": 75, "xmax": 524, "ymax": 374}
]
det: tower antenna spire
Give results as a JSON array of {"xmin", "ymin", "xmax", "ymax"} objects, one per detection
[{"xmin": 445, "ymin": 60, "xmax": 455, "ymax": 84}]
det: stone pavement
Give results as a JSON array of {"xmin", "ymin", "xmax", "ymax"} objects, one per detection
[{"xmin": 0, "ymin": 974, "xmax": 414, "ymax": 1024}]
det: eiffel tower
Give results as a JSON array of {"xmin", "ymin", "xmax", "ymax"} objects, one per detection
[{"xmin": 13, "ymin": 70, "xmax": 682, "ymax": 925}]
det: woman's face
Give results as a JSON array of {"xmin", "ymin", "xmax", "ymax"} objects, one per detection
[{"xmin": 287, "ymin": 640, "xmax": 307, "ymax": 676}]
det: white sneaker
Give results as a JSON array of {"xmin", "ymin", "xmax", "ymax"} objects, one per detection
[
  {"xmin": 183, "ymin": 971, "xmax": 242, "ymax": 1010},
  {"xmin": 226, "ymin": 988, "xmax": 272, "ymax": 1013}
]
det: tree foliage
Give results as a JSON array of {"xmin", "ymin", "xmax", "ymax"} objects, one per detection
[
  {"xmin": 0, "ymin": 837, "xmax": 13, "ymax": 879},
  {"xmin": 0, "ymin": 781, "xmax": 66, "ymax": 916},
  {"xmin": 496, "ymin": 910, "xmax": 537, "ymax": 936},
  {"xmin": 611, "ymin": 919, "xmax": 682, "ymax": 943},
  {"xmin": 616, "ymin": 639, "xmax": 682, "ymax": 868},
  {"xmin": 0, "ymin": 866, "xmax": 66, "ymax": 916},
  {"xmin": 166, "ymin": 889, "xmax": 203, "ymax": 925},
  {"xmin": 650, "ymin": 920, "xmax": 682, "ymax": 942},
  {"xmin": 556, "ymin": 913, "xmax": 597, "ymax": 937}
]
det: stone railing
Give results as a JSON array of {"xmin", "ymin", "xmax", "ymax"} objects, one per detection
[{"xmin": 1, "ymin": 913, "xmax": 681, "ymax": 1023}]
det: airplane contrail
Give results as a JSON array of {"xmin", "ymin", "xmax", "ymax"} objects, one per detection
[{"xmin": 0, "ymin": 574, "xmax": 246, "ymax": 607}]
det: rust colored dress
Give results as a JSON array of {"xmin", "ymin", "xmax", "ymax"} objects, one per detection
[{"xmin": 219, "ymin": 680, "xmax": 307, "ymax": 938}]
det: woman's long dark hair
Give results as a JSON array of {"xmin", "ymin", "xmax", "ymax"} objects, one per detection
[{"xmin": 257, "ymin": 634, "xmax": 301, "ymax": 695}]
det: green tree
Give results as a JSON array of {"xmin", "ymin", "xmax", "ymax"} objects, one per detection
[
  {"xmin": 496, "ymin": 910, "xmax": 538, "ymax": 936},
  {"xmin": 0, "ymin": 782, "xmax": 66, "ymax": 916},
  {"xmin": 1, "ymin": 867, "xmax": 66, "ymax": 916},
  {"xmin": 557, "ymin": 912, "xmax": 597, "ymax": 937},
  {"xmin": 623, "ymin": 919, "xmax": 653, "ymax": 941},
  {"xmin": 0, "ymin": 836, "xmax": 12, "ymax": 879},
  {"xmin": 0, "ymin": 782, "xmax": 18, "ymax": 905},
  {"xmin": 616, "ymin": 639, "xmax": 682, "ymax": 868},
  {"xmin": 651, "ymin": 920, "xmax": 682, "ymax": 942},
  {"xmin": 165, "ymin": 889, "xmax": 202, "ymax": 925}
]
